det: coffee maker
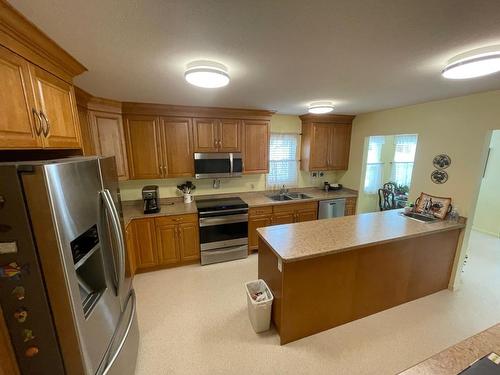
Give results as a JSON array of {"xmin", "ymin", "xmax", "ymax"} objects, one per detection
[{"xmin": 142, "ymin": 185, "xmax": 160, "ymax": 214}]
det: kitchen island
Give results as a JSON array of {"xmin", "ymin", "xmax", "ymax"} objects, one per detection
[{"xmin": 257, "ymin": 209, "xmax": 466, "ymax": 345}]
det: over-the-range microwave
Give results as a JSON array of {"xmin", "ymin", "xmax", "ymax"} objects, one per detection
[{"xmin": 194, "ymin": 152, "xmax": 243, "ymax": 179}]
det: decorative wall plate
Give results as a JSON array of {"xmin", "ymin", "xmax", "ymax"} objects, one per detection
[
  {"xmin": 433, "ymin": 154, "xmax": 451, "ymax": 169},
  {"xmin": 431, "ymin": 169, "xmax": 448, "ymax": 184}
]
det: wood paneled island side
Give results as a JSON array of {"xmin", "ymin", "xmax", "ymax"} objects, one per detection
[{"xmin": 257, "ymin": 210, "xmax": 465, "ymax": 345}]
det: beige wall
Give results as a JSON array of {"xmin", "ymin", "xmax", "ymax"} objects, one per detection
[
  {"xmin": 339, "ymin": 89, "xmax": 500, "ymax": 288},
  {"xmin": 119, "ymin": 114, "xmax": 338, "ymax": 201},
  {"xmin": 473, "ymin": 130, "xmax": 500, "ymax": 237}
]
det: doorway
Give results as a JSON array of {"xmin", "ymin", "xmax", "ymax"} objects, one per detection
[
  {"xmin": 472, "ymin": 130, "xmax": 500, "ymax": 238},
  {"xmin": 462, "ymin": 130, "xmax": 500, "ymax": 287}
]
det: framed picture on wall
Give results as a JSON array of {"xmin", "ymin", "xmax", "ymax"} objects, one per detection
[{"xmin": 415, "ymin": 192, "xmax": 452, "ymax": 219}]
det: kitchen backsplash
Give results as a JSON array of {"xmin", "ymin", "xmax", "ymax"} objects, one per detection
[{"xmin": 119, "ymin": 171, "xmax": 339, "ymax": 201}]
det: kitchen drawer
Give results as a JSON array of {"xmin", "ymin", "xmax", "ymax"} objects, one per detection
[
  {"xmin": 249, "ymin": 206, "xmax": 273, "ymax": 216},
  {"xmin": 273, "ymin": 201, "xmax": 317, "ymax": 213},
  {"xmin": 154, "ymin": 214, "xmax": 198, "ymax": 226}
]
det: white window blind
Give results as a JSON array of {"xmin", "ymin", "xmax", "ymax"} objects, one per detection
[
  {"xmin": 267, "ymin": 133, "xmax": 299, "ymax": 188},
  {"xmin": 391, "ymin": 134, "xmax": 417, "ymax": 187},
  {"xmin": 364, "ymin": 136, "xmax": 385, "ymax": 194}
]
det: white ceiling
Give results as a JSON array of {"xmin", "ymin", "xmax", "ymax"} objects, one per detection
[{"xmin": 9, "ymin": 0, "xmax": 500, "ymax": 114}]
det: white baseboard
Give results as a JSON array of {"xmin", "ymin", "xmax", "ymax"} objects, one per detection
[{"xmin": 472, "ymin": 226, "xmax": 500, "ymax": 238}]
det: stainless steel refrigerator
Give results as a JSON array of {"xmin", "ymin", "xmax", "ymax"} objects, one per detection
[{"xmin": 0, "ymin": 156, "xmax": 139, "ymax": 375}]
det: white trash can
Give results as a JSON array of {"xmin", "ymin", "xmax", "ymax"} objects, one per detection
[{"xmin": 245, "ymin": 279, "xmax": 274, "ymax": 333}]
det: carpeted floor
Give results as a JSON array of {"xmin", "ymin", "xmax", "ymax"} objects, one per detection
[{"xmin": 133, "ymin": 230, "xmax": 500, "ymax": 374}]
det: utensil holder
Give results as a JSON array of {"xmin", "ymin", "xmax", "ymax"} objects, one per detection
[{"xmin": 184, "ymin": 193, "xmax": 193, "ymax": 203}]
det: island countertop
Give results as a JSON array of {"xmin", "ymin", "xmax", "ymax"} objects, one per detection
[{"xmin": 257, "ymin": 209, "xmax": 465, "ymax": 263}]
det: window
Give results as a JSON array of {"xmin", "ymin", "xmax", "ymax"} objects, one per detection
[
  {"xmin": 267, "ymin": 133, "xmax": 299, "ymax": 188},
  {"xmin": 363, "ymin": 136, "xmax": 385, "ymax": 194},
  {"xmin": 391, "ymin": 134, "xmax": 418, "ymax": 187}
]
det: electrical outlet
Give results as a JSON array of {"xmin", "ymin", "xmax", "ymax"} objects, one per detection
[{"xmin": 311, "ymin": 172, "xmax": 318, "ymax": 178}]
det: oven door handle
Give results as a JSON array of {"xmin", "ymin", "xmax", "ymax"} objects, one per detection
[{"xmin": 199, "ymin": 214, "xmax": 248, "ymax": 227}]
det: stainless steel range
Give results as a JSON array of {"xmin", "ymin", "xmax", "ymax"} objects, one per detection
[{"xmin": 196, "ymin": 197, "xmax": 249, "ymax": 265}]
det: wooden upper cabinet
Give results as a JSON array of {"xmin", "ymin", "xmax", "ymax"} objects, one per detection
[
  {"xmin": 310, "ymin": 124, "xmax": 331, "ymax": 170},
  {"xmin": 193, "ymin": 118, "xmax": 218, "ymax": 152},
  {"xmin": 160, "ymin": 117, "xmax": 194, "ymax": 177},
  {"xmin": 193, "ymin": 118, "xmax": 241, "ymax": 152},
  {"xmin": 330, "ymin": 124, "xmax": 351, "ymax": 170},
  {"xmin": 300, "ymin": 115, "xmax": 354, "ymax": 172},
  {"xmin": 124, "ymin": 115, "xmax": 162, "ymax": 180},
  {"xmin": 0, "ymin": 46, "xmax": 41, "ymax": 149},
  {"xmin": 218, "ymin": 119, "xmax": 240, "ymax": 151},
  {"xmin": 242, "ymin": 120, "xmax": 269, "ymax": 174},
  {"xmin": 77, "ymin": 105, "xmax": 95, "ymax": 155},
  {"xmin": 91, "ymin": 111, "xmax": 129, "ymax": 180},
  {"xmin": 30, "ymin": 65, "xmax": 81, "ymax": 149}
]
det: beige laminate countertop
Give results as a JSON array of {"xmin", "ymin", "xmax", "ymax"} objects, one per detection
[
  {"xmin": 399, "ymin": 323, "xmax": 500, "ymax": 374},
  {"xmin": 122, "ymin": 187, "xmax": 357, "ymax": 225},
  {"xmin": 257, "ymin": 209, "xmax": 465, "ymax": 263}
]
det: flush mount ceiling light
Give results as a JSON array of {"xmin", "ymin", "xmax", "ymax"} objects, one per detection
[
  {"xmin": 442, "ymin": 45, "xmax": 500, "ymax": 79},
  {"xmin": 184, "ymin": 60, "xmax": 230, "ymax": 88},
  {"xmin": 308, "ymin": 101, "xmax": 334, "ymax": 114}
]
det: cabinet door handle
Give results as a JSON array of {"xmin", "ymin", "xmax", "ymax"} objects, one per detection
[
  {"xmin": 39, "ymin": 111, "xmax": 50, "ymax": 137},
  {"xmin": 32, "ymin": 108, "xmax": 43, "ymax": 136}
]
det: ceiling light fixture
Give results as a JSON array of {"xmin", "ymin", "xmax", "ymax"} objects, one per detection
[
  {"xmin": 308, "ymin": 101, "xmax": 334, "ymax": 114},
  {"xmin": 184, "ymin": 60, "xmax": 230, "ymax": 88},
  {"xmin": 442, "ymin": 45, "xmax": 500, "ymax": 79}
]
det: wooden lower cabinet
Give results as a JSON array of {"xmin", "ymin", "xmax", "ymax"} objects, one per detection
[
  {"xmin": 273, "ymin": 202, "xmax": 318, "ymax": 225},
  {"xmin": 345, "ymin": 197, "xmax": 357, "ymax": 216},
  {"xmin": 156, "ymin": 223, "xmax": 180, "ymax": 265},
  {"xmin": 129, "ymin": 218, "xmax": 158, "ymax": 272},
  {"xmin": 126, "ymin": 214, "xmax": 200, "ymax": 273},
  {"xmin": 178, "ymin": 222, "xmax": 200, "ymax": 261},
  {"xmin": 248, "ymin": 202, "xmax": 318, "ymax": 251},
  {"xmin": 248, "ymin": 209, "xmax": 273, "ymax": 250}
]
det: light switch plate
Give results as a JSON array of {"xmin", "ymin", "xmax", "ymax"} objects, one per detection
[{"xmin": 277, "ymin": 258, "xmax": 282, "ymax": 272}]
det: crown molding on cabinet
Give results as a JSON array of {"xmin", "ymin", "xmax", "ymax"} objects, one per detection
[
  {"xmin": 122, "ymin": 102, "xmax": 275, "ymax": 120},
  {"xmin": 299, "ymin": 113, "xmax": 356, "ymax": 124},
  {"xmin": 0, "ymin": 0, "xmax": 87, "ymax": 82},
  {"xmin": 75, "ymin": 86, "xmax": 122, "ymax": 114},
  {"xmin": 75, "ymin": 88, "xmax": 274, "ymax": 119}
]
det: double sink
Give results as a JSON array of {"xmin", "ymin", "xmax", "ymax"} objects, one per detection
[{"xmin": 267, "ymin": 192, "xmax": 312, "ymax": 201}]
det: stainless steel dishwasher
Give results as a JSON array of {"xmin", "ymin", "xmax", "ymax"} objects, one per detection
[{"xmin": 318, "ymin": 198, "xmax": 346, "ymax": 219}]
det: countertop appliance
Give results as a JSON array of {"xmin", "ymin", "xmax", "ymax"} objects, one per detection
[
  {"xmin": 142, "ymin": 185, "xmax": 160, "ymax": 214},
  {"xmin": 196, "ymin": 197, "xmax": 248, "ymax": 265},
  {"xmin": 318, "ymin": 198, "xmax": 346, "ymax": 219},
  {"xmin": 194, "ymin": 152, "xmax": 243, "ymax": 179},
  {"xmin": 0, "ymin": 157, "xmax": 139, "ymax": 375}
]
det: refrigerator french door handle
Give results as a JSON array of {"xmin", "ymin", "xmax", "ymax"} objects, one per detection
[
  {"xmin": 101, "ymin": 189, "xmax": 126, "ymax": 297},
  {"xmin": 101, "ymin": 290, "xmax": 136, "ymax": 375}
]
